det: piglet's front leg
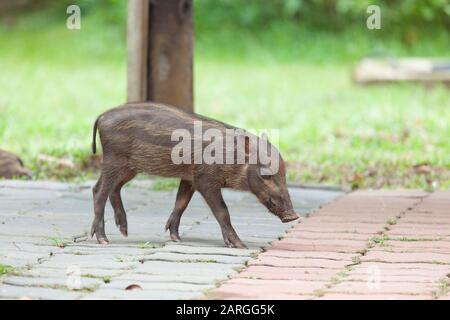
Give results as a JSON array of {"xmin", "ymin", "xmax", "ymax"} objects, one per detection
[
  {"xmin": 196, "ymin": 184, "xmax": 246, "ymax": 249},
  {"xmin": 165, "ymin": 179, "xmax": 194, "ymax": 242}
]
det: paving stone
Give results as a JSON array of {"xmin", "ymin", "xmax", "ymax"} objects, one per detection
[
  {"xmin": 284, "ymin": 231, "xmax": 371, "ymax": 241},
  {"xmin": 0, "ymin": 188, "xmax": 59, "ymax": 200},
  {"xmin": 177, "ymin": 234, "xmax": 274, "ymax": 250},
  {"xmin": 1, "ymin": 275, "xmax": 102, "ymax": 290},
  {"xmin": 316, "ymin": 293, "xmax": 432, "ymax": 300},
  {"xmin": 328, "ymin": 280, "xmax": 437, "ymax": 295},
  {"xmin": 287, "ymin": 225, "xmax": 382, "ymax": 234},
  {"xmin": 143, "ymin": 252, "xmax": 250, "ymax": 264},
  {"xmin": 133, "ymin": 261, "xmax": 240, "ymax": 277},
  {"xmin": 371, "ymin": 240, "xmax": 450, "ymax": 252},
  {"xmin": 211, "ymin": 291, "xmax": 314, "ymax": 300},
  {"xmin": 361, "ymin": 251, "xmax": 450, "ymax": 264},
  {"xmin": 212, "ymin": 281, "xmax": 324, "ymax": 296},
  {"xmin": 345, "ymin": 274, "xmax": 443, "ymax": 283},
  {"xmin": 248, "ymin": 256, "xmax": 349, "ymax": 269},
  {"xmin": 60, "ymin": 246, "xmax": 156, "ymax": 256},
  {"xmin": 1, "ymin": 180, "xmax": 342, "ymax": 300},
  {"xmin": 210, "ymin": 189, "xmax": 450, "ymax": 300},
  {"xmin": 18, "ymin": 267, "xmax": 123, "ymax": 279},
  {"xmin": 160, "ymin": 243, "xmax": 257, "ymax": 256},
  {"xmin": 100, "ymin": 279, "xmax": 213, "ymax": 292},
  {"xmin": 113, "ymin": 273, "xmax": 218, "ymax": 285},
  {"xmin": 259, "ymin": 250, "xmax": 356, "ymax": 261},
  {"xmin": 37, "ymin": 254, "xmax": 138, "ymax": 270},
  {"xmin": 187, "ymin": 223, "xmax": 289, "ymax": 239},
  {"xmin": 0, "ymin": 180, "xmax": 73, "ymax": 191},
  {"xmin": 0, "ymin": 284, "xmax": 83, "ymax": 300},
  {"xmin": 271, "ymin": 238, "xmax": 367, "ymax": 253},
  {"xmin": 82, "ymin": 288, "xmax": 203, "ymax": 300},
  {"xmin": 234, "ymin": 266, "xmax": 341, "ymax": 280},
  {"xmin": 351, "ymin": 262, "xmax": 450, "ymax": 272}
]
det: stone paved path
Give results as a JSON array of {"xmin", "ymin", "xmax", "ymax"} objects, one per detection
[
  {"xmin": 0, "ymin": 180, "xmax": 341, "ymax": 300},
  {"xmin": 210, "ymin": 190, "xmax": 450, "ymax": 300}
]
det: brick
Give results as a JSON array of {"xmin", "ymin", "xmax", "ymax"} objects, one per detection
[
  {"xmin": 329, "ymin": 280, "xmax": 436, "ymax": 295},
  {"xmin": 361, "ymin": 251, "xmax": 450, "ymax": 264},
  {"xmin": 317, "ymin": 293, "xmax": 432, "ymax": 300},
  {"xmin": 248, "ymin": 256, "xmax": 349, "ymax": 269},
  {"xmin": 210, "ymin": 190, "xmax": 450, "ymax": 300}
]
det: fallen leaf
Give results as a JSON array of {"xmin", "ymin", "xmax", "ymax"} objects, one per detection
[
  {"xmin": 413, "ymin": 163, "xmax": 431, "ymax": 174},
  {"xmin": 125, "ymin": 284, "xmax": 142, "ymax": 291},
  {"xmin": 38, "ymin": 154, "xmax": 74, "ymax": 169},
  {"xmin": 81, "ymin": 154, "xmax": 102, "ymax": 170},
  {"xmin": 347, "ymin": 172, "xmax": 365, "ymax": 190}
]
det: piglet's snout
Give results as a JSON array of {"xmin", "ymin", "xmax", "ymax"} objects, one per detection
[{"xmin": 280, "ymin": 210, "xmax": 299, "ymax": 223}]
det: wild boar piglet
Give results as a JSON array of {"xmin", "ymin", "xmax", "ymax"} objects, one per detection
[{"xmin": 91, "ymin": 102, "xmax": 299, "ymax": 248}]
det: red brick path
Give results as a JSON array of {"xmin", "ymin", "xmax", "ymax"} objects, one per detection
[{"xmin": 210, "ymin": 190, "xmax": 450, "ymax": 300}]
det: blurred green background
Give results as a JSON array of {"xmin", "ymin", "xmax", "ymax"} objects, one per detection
[{"xmin": 0, "ymin": 0, "xmax": 449, "ymax": 189}]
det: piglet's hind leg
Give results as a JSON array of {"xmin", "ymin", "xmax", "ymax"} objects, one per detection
[{"xmin": 91, "ymin": 174, "xmax": 111, "ymax": 244}]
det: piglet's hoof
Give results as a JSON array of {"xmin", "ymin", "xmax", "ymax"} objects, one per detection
[
  {"xmin": 91, "ymin": 225, "xmax": 109, "ymax": 245},
  {"xmin": 170, "ymin": 233, "xmax": 181, "ymax": 242},
  {"xmin": 167, "ymin": 228, "xmax": 181, "ymax": 242},
  {"xmin": 223, "ymin": 232, "xmax": 247, "ymax": 249},
  {"xmin": 119, "ymin": 226, "xmax": 128, "ymax": 237},
  {"xmin": 97, "ymin": 237, "xmax": 109, "ymax": 245},
  {"xmin": 226, "ymin": 239, "xmax": 247, "ymax": 249},
  {"xmin": 165, "ymin": 216, "xmax": 181, "ymax": 242},
  {"xmin": 114, "ymin": 214, "xmax": 128, "ymax": 237}
]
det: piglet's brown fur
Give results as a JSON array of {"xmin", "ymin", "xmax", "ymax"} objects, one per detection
[
  {"xmin": 91, "ymin": 102, "xmax": 298, "ymax": 248},
  {"xmin": 0, "ymin": 149, "xmax": 32, "ymax": 179}
]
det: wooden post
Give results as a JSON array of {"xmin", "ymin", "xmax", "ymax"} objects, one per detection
[
  {"xmin": 127, "ymin": 0, "xmax": 149, "ymax": 102},
  {"xmin": 127, "ymin": 0, "xmax": 194, "ymax": 112}
]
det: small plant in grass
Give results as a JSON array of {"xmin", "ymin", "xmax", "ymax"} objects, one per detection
[
  {"xmin": 0, "ymin": 264, "xmax": 15, "ymax": 276},
  {"xmin": 82, "ymin": 274, "xmax": 112, "ymax": 284},
  {"xmin": 432, "ymin": 279, "xmax": 449, "ymax": 299},
  {"xmin": 312, "ymin": 289, "xmax": 325, "ymax": 297},
  {"xmin": 151, "ymin": 178, "xmax": 179, "ymax": 191},
  {"xmin": 232, "ymin": 266, "xmax": 245, "ymax": 273},
  {"xmin": 114, "ymin": 256, "xmax": 125, "ymax": 263},
  {"xmin": 397, "ymin": 236, "xmax": 442, "ymax": 242},
  {"xmin": 386, "ymin": 218, "xmax": 398, "ymax": 225},
  {"xmin": 337, "ymin": 271, "xmax": 349, "ymax": 278},
  {"xmin": 180, "ymin": 258, "xmax": 218, "ymax": 263},
  {"xmin": 139, "ymin": 241, "xmax": 158, "ymax": 249},
  {"xmin": 356, "ymin": 248, "xmax": 368, "ymax": 256},
  {"xmin": 329, "ymin": 277, "xmax": 341, "ymax": 285},
  {"xmin": 369, "ymin": 235, "xmax": 390, "ymax": 246},
  {"xmin": 351, "ymin": 256, "xmax": 361, "ymax": 265},
  {"xmin": 48, "ymin": 237, "xmax": 66, "ymax": 248}
]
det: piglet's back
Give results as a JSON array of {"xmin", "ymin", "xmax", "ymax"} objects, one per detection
[{"xmin": 95, "ymin": 102, "xmax": 229, "ymax": 179}]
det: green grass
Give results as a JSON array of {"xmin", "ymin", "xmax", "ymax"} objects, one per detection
[
  {"xmin": 0, "ymin": 264, "xmax": 15, "ymax": 276},
  {"xmin": 386, "ymin": 217, "xmax": 398, "ymax": 225},
  {"xmin": 48, "ymin": 236, "xmax": 66, "ymax": 248},
  {"xmin": 151, "ymin": 178, "xmax": 180, "ymax": 191},
  {"xmin": 0, "ymin": 9, "xmax": 449, "ymax": 189}
]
